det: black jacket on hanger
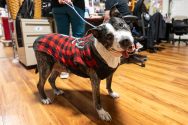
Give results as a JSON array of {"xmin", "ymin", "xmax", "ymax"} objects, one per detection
[
  {"xmin": 0, "ymin": 0, "xmax": 6, "ymax": 8},
  {"xmin": 147, "ymin": 12, "xmax": 166, "ymax": 49}
]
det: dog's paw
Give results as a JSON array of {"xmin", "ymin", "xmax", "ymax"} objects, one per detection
[
  {"xmin": 41, "ymin": 97, "xmax": 52, "ymax": 104},
  {"xmin": 109, "ymin": 92, "xmax": 120, "ymax": 98},
  {"xmin": 54, "ymin": 89, "xmax": 64, "ymax": 96},
  {"xmin": 97, "ymin": 108, "xmax": 112, "ymax": 121}
]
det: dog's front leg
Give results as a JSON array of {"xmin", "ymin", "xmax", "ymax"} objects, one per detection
[
  {"xmin": 106, "ymin": 74, "xmax": 120, "ymax": 98},
  {"xmin": 87, "ymin": 69, "xmax": 112, "ymax": 121}
]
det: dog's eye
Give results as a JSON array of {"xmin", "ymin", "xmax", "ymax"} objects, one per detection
[
  {"xmin": 114, "ymin": 23, "xmax": 123, "ymax": 28},
  {"xmin": 119, "ymin": 23, "xmax": 123, "ymax": 27},
  {"xmin": 106, "ymin": 33, "xmax": 114, "ymax": 40}
]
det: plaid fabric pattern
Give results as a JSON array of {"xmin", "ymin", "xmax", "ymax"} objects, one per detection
[{"xmin": 35, "ymin": 33, "xmax": 97, "ymax": 69}]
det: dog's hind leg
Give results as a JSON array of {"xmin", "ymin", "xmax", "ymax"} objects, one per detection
[
  {"xmin": 48, "ymin": 70, "xmax": 64, "ymax": 96},
  {"xmin": 35, "ymin": 51, "xmax": 54, "ymax": 104},
  {"xmin": 106, "ymin": 74, "xmax": 119, "ymax": 98}
]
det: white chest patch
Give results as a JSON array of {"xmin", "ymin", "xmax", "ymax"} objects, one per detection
[{"xmin": 94, "ymin": 40, "xmax": 121, "ymax": 68}]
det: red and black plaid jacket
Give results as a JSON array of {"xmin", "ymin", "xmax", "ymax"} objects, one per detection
[{"xmin": 34, "ymin": 33, "xmax": 117, "ymax": 79}]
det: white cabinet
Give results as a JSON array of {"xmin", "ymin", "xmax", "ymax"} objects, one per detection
[{"xmin": 15, "ymin": 19, "xmax": 52, "ymax": 66}]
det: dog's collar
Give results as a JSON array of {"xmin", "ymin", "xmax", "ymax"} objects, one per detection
[
  {"xmin": 107, "ymin": 47, "xmax": 123, "ymax": 57},
  {"xmin": 94, "ymin": 40, "xmax": 120, "ymax": 68}
]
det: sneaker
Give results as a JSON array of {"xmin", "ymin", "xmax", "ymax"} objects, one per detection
[{"xmin": 60, "ymin": 72, "xmax": 69, "ymax": 79}]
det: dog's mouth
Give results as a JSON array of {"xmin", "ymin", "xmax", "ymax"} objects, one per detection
[
  {"xmin": 109, "ymin": 45, "xmax": 135, "ymax": 58},
  {"xmin": 122, "ymin": 51, "xmax": 130, "ymax": 58},
  {"xmin": 122, "ymin": 48, "xmax": 134, "ymax": 58}
]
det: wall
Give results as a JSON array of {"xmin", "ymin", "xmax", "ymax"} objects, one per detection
[
  {"xmin": 161, "ymin": 0, "xmax": 169, "ymax": 16},
  {"xmin": 171, "ymin": 0, "xmax": 188, "ymax": 18},
  {"xmin": 157, "ymin": 0, "xmax": 188, "ymax": 18}
]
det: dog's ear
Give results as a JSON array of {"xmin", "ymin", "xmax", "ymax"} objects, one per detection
[
  {"xmin": 110, "ymin": 4, "xmax": 121, "ymax": 18},
  {"xmin": 87, "ymin": 26, "xmax": 103, "ymax": 38}
]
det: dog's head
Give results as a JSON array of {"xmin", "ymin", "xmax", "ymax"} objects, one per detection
[{"xmin": 88, "ymin": 6, "xmax": 134, "ymax": 58}]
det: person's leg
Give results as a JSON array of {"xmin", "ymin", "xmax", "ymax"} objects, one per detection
[
  {"xmin": 52, "ymin": 7, "xmax": 70, "ymax": 78},
  {"xmin": 52, "ymin": 7, "xmax": 70, "ymax": 35},
  {"xmin": 68, "ymin": 6, "xmax": 85, "ymax": 37}
]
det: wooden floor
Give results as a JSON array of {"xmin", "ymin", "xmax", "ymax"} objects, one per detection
[{"xmin": 0, "ymin": 42, "xmax": 188, "ymax": 125}]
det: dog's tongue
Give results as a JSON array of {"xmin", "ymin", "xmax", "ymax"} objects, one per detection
[{"xmin": 122, "ymin": 51, "xmax": 129, "ymax": 58}]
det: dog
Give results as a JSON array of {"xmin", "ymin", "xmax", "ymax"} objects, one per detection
[{"xmin": 33, "ymin": 6, "xmax": 134, "ymax": 121}]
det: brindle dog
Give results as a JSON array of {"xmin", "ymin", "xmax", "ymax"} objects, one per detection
[{"xmin": 33, "ymin": 7, "xmax": 134, "ymax": 121}]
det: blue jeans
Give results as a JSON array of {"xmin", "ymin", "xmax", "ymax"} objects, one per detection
[{"xmin": 52, "ymin": 6, "xmax": 85, "ymax": 37}]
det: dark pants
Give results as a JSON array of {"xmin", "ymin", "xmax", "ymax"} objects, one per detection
[{"xmin": 52, "ymin": 5, "xmax": 85, "ymax": 37}]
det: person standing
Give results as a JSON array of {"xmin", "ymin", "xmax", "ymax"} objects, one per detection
[
  {"xmin": 52, "ymin": 0, "xmax": 85, "ymax": 37},
  {"xmin": 51, "ymin": 0, "xmax": 85, "ymax": 78},
  {"xmin": 104, "ymin": 0, "xmax": 131, "ymax": 22}
]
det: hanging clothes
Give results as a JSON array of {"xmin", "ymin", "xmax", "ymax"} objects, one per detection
[{"xmin": 146, "ymin": 12, "xmax": 166, "ymax": 49}]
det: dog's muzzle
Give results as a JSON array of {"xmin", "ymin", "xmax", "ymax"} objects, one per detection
[
  {"xmin": 119, "ymin": 38, "xmax": 135, "ymax": 58},
  {"xmin": 109, "ymin": 44, "xmax": 135, "ymax": 58},
  {"xmin": 122, "ymin": 44, "xmax": 135, "ymax": 58}
]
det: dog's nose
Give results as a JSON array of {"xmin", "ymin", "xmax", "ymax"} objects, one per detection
[{"xmin": 119, "ymin": 39, "xmax": 132, "ymax": 48}]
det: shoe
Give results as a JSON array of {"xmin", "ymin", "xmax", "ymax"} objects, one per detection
[
  {"xmin": 149, "ymin": 48, "xmax": 157, "ymax": 53},
  {"xmin": 60, "ymin": 72, "xmax": 69, "ymax": 79}
]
